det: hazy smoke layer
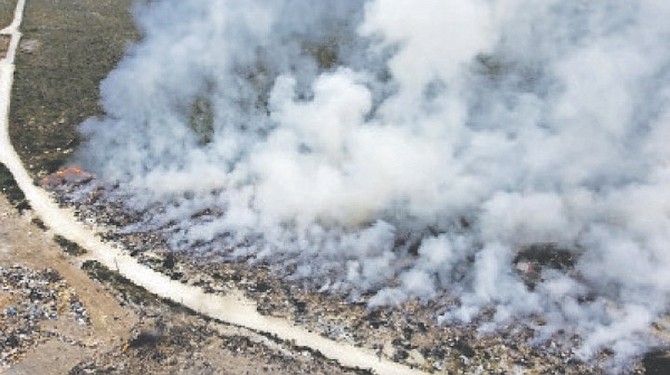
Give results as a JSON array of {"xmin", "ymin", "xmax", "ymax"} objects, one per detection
[{"xmin": 78, "ymin": 0, "xmax": 670, "ymax": 361}]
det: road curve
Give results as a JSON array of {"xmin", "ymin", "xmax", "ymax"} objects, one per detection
[{"xmin": 0, "ymin": 2, "xmax": 426, "ymax": 374}]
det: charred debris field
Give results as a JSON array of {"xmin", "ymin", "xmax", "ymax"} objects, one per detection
[{"xmin": 7, "ymin": 0, "xmax": 670, "ymax": 374}]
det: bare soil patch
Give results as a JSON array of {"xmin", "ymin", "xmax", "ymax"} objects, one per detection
[{"xmin": 0, "ymin": 36, "xmax": 9, "ymax": 59}]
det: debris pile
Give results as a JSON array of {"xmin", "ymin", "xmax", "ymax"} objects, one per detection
[
  {"xmin": 69, "ymin": 309, "xmax": 357, "ymax": 375},
  {"xmin": 0, "ymin": 265, "xmax": 90, "ymax": 368},
  {"xmin": 38, "ymin": 167, "xmax": 652, "ymax": 374}
]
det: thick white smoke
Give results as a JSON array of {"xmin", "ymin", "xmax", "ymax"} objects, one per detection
[{"xmin": 77, "ymin": 0, "xmax": 670, "ymax": 362}]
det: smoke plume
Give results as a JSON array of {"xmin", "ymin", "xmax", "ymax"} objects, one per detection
[{"xmin": 76, "ymin": 0, "xmax": 670, "ymax": 362}]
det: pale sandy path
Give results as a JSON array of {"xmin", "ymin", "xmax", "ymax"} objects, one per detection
[{"xmin": 0, "ymin": 2, "xmax": 425, "ymax": 374}]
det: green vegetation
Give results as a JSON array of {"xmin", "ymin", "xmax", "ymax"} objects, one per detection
[
  {"xmin": 31, "ymin": 217, "xmax": 47, "ymax": 230},
  {"xmin": 303, "ymin": 38, "xmax": 340, "ymax": 70},
  {"xmin": 189, "ymin": 96, "xmax": 214, "ymax": 145},
  {"xmin": 0, "ymin": 163, "xmax": 30, "ymax": 212},
  {"xmin": 7, "ymin": 0, "xmax": 349, "ymax": 179},
  {"xmin": 9, "ymin": 0, "xmax": 138, "ymax": 179},
  {"xmin": 81, "ymin": 260, "xmax": 158, "ymax": 306},
  {"xmin": 81, "ymin": 259, "xmax": 198, "ymax": 315},
  {"xmin": 53, "ymin": 234, "xmax": 87, "ymax": 256},
  {"xmin": 475, "ymin": 53, "xmax": 507, "ymax": 77},
  {"xmin": 0, "ymin": 0, "xmax": 18, "ymax": 29}
]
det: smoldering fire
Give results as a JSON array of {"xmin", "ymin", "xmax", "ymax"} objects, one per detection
[{"xmin": 76, "ymin": 0, "xmax": 670, "ymax": 363}]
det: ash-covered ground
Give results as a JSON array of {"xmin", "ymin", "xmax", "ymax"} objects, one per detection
[{"xmin": 43, "ymin": 169, "xmax": 661, "ymax": 374}]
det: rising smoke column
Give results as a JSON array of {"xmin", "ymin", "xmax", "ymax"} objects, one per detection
[{"xmin": 77, "ymin": 0, "xmax": 670, "ymax": 361}]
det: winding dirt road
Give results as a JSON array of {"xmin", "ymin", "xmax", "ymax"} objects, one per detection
[{"xmin": 0, "ymin": 1, "xmax": 425, "ymax": 374}]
